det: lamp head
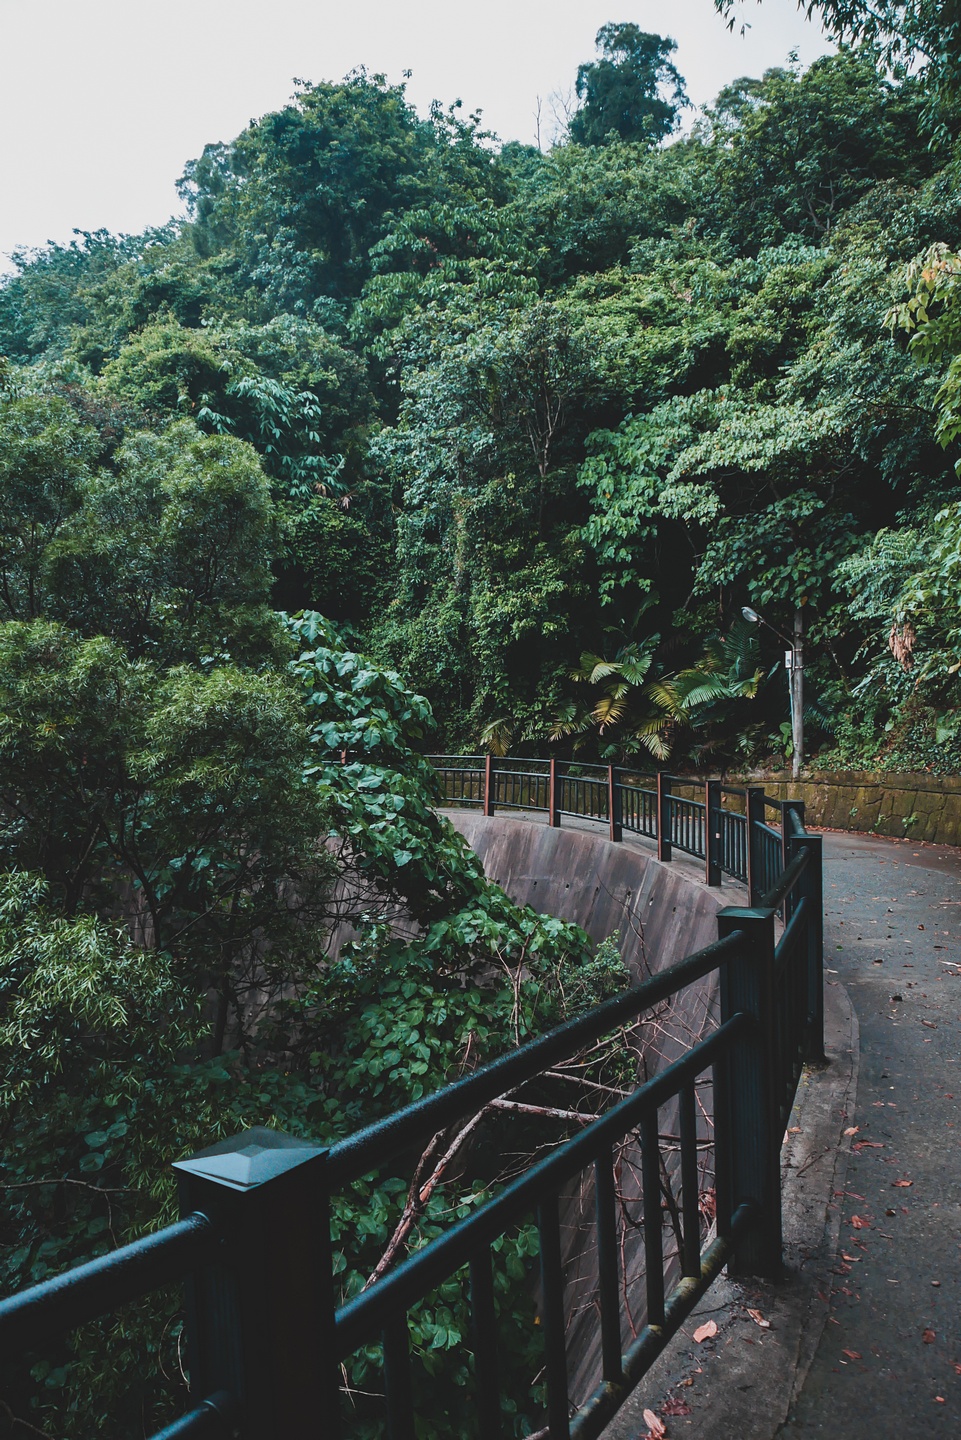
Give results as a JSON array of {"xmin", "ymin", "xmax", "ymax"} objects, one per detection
[{"xmin": 741, "ymin": 606, "xmax": 760, "ymax": 624}]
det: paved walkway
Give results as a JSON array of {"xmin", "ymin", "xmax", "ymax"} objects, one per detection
[
  {"xmin": 451, "ymin": 807, "xmax": 961, "ymax": 1433},
  {"xmin": 603, "ymin": 828, "xmax": 961, "ymax": 1440},
  {"xmin": 779, "ymin": 831, "xmax": 961, "ymax": 1434}
]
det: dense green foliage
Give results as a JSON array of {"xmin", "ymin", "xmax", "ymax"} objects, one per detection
[
  {"xmin": 4, "ymin": 7, "xmax": 961, "ymax": 1430},
  {"xmin": 0, "ymin": 377, "xmax": 606, "ymax": 1435},
  {"xmin": 7, "ymin": 37, "xmax": 960, "ymax": 773}
]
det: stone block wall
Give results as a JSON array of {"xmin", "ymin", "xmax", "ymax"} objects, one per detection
[{"xmin": 740, "ymin": 769, "xmax": 961, "ymax": 846}]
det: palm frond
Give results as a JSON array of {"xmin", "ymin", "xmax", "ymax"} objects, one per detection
[
  {"xmin": 479, "ymin": 718, "xmax": 514, "ymax": 757},
  {"xmin": 673, "ymin": 679, "xmax": 730, "ymax": 709},
  {"xmin": 615, "ymin": 656, "xmax": 654, "ymax": 685},
  {"xmin": 571, "ymin": 651, "xmax": 606, "ymax": 682},
  {"xmin": 592, "ymin": 694, "xmax": 627, "ymax": 729},
  {"xmin": 646, "ymin": 680, "xmax": 685, "ymax": 717},
  {"xmin": 588, "ymin": 660, "xmax": 623, "ymax": 684},
  {"xmin": 549, "ymin": 703, "xmax": 592, "ymax": 741}
]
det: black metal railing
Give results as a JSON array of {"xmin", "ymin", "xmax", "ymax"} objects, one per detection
[
  {"xmin": 0, "ymin": 1214, "xmax": 230, "ymax": 1439},
  {"xmin": 429, "ymin": 758, "xmax": 811, "ymax": 905},
  {"xmin": 0, "ymin": 793, "xmax": 824, "ymax": 1440}
]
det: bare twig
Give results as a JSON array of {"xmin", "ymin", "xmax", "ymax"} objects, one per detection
[
  {"xmin": 0, "ymin": 1399, "xmax": 56, "ymax": 1439},
  {"xmin": 0, "ymin": 1178, "xmax": 137, "ymax": 1194},
  {"xmin": 363, "ymin": 1104, "xmax": 496, "ymax": 1289},
  {"xmin": 489, "ymin": 1098, "xmax": 598, "ymax": 1124}
]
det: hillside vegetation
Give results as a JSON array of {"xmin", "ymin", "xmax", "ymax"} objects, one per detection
[{"xmin": 4, "ymin": 24, "xmax": 961, "ymax": 773}]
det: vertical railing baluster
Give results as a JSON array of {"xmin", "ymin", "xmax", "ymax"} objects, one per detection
[
  {"xmin": 703, "ymin": 783, "xmax": 717, "ymax": 881},
  {"xmin": 537, "ymin": 1197, "xmax": 570, "ymax": 1440},
  {"xmin": 383, "ymin": 1314, "xmax": 416, "ymax": 1440},
  {"xmin": 657, "ymin": 773, "xmax": 672, "ymax": 862},
  {"xmin": 470, "ymin": 1247, "xmax": 502, "ymax": 1440},
  {"xmin": 640, "ymin": 1111, "xmax": 665, "ymax": 1327},
  {"xmin": 679, "ymin": 1083, "xmax": 701, "ymax": 1279},
  {"xmin": 609, "ymin": 766, "xmax": 623, "ymax": 842},
  {"xmin": 713, "ymin": 1040, "xmax": 732, "ymax": 1245},
  {"xmin": 779, "ymin": 797, "xmax": 792, "ymax": 916},
  {"xmin": 789, "ymin": 821, "xmax": 824, "ymax": 1063},
  {"xmin": 746, "ymin": 787, "xmax": 765, "ymax": 906},
  {"xmin": 594, "ymin": 1148, "xmax": 624, "ymax": 1384}
]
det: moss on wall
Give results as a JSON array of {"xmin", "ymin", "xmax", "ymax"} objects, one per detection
[{"xmin": 738, "ymin": 770, "xmax": 961, "ymax": 846}]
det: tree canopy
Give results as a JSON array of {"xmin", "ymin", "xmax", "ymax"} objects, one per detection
[{"xmin": 570, "ymin": 24, "xmax": 689, "ymax": 145}]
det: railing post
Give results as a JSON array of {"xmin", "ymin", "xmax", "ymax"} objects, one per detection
[
  {"xmin": 779, "ymin": 798, "xmax": 802, "ymax": 874},
  {"xmin": 705, "ymin": 779, "xmax": 721, "ymax": 887},
  {"xmin": 608, "ymin": 765, "xmax": 622, "ymax": 842},
  {"xmin": 779, "ymin": 798, "xmax": 804, "ymax": 920},
  {"xmin": 173, "ymin": 1127, "xmax": 339, "ymax": 1440},
  {"xmin": 549, "ymin": 758, "xmax": 560, "ymax": 828},
  {"xmin": 657, "ymin": 772, "xmax": 672, "ymax": 862},
  {"xmin": 788, "ymin": 823, "xmax": 825, "ymax": 1064},
  {"xmin": 483, "ymin": 753, "xmax": 494, "ymax": 817},
  {"xmin": 745, "ymin": 787, "xmax": 765, "ymax": 906},
  {"xmin": 714, "ymin": 908, "xmax": 782, "ymax": 1278}
]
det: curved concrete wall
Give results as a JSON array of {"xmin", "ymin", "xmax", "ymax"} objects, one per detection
[
  {"xmin": 445, "ymin": 810, "xmax": 734, "ymax": 1407},
  {"xmin": 445, "ymin": 810, "xmax": 732, "ymax": 980}
]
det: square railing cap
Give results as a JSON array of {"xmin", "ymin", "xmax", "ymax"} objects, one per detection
[{"xmin": 173, "ymin": 1126, "xmax": 325, "ymax": 1191}]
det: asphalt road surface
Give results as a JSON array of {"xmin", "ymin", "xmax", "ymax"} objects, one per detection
[{"xmin": 778, "ymin": 831, "xmax": 961, "ymax": 1435}]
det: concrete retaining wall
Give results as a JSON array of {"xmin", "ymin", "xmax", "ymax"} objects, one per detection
[
  {"xmin": 445, "ymin": 811, "xmax": 733, "ymax": 1407},
  {"xmin": 446, "ymin": 810, "xmax": 731, "ymax": 978}
]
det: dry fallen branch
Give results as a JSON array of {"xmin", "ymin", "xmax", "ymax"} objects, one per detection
[
  {"xmin": 363, "ymin": 1102, "xmax": 500, "ymax": 1289},
  {"xmin": 489, "ymin": 1098, "xmax": 600, "ymax": 1124}
]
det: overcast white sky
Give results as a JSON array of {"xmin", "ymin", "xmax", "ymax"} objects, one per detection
[{"xmin": 0, "ymin": 0, "xmax": 833, "ymax": 273}]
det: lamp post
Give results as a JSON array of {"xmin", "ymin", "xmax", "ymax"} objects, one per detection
[{"xmin": 742, "ymin": 605, "xmax": 804, "ymax": 781}]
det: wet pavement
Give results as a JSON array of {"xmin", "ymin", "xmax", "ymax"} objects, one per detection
[{"xmin": 779, "ymin": 831, "xmax": 961, "ymax": 1435}]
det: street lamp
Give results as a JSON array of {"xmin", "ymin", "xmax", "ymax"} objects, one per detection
[{"xmin": 741, "ymin": 605, "xmax": 805, "ymax": 781}]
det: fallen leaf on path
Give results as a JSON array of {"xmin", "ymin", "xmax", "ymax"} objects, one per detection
[
  {"xmin": 852, "ymin": 1140, "xmax": 885, "ymax": 1150},
  {"xmin": 661, "ymin": 1397, "xmax": 692, "ymax": 1417},
  {"xmin": 747, "ymin": 1308, "xmax": 771, "ymax": 1329},
  {"xmin": 693, "ymin": 1320, "xmax": 718, "ymax": 1343},
  {"xmin": 892, "ymin": 1179, "xmax": 913, "ymax": 1187},
  {"xmin": 923, "ymin": 1329, "xmax": 936, "ymax": 1344},
  {"xmin": 642, "ymin": 1408, "xmax": 666, "ymax": 1438},
  {"xmin": 850, "ymin": 1215, "xmax": 870, "ymax": 1228},
  {"xmin": 842, "ymin": 1349, "xmax": 862, "ymax": 1360},
  {"xmin": 844, "ymin": 1126, "xmax": 859, "ymax": 1137}
]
